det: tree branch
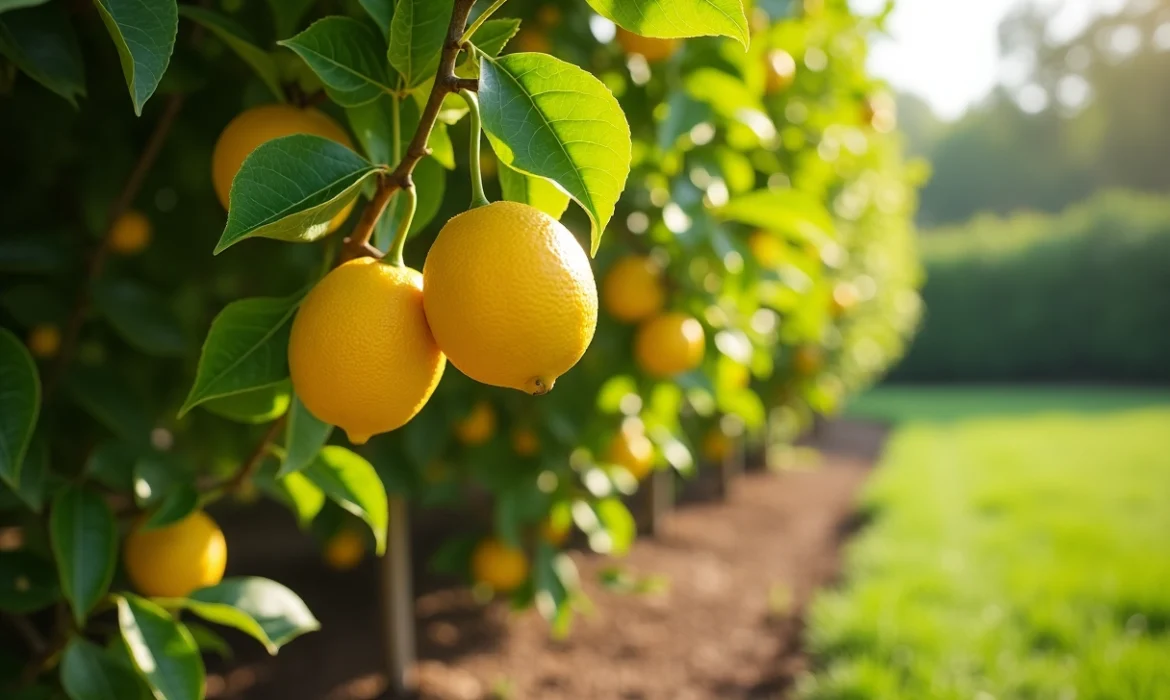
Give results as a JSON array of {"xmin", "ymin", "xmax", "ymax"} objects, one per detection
[{"xmin": 198, "ymin": 414, "xmax": 287, "ymax": 495}]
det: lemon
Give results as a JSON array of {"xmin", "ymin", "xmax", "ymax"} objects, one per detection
[
  {"xmin": 765, "ymin": 49, "xmax": 797, "ymax": 94},
  {"xmin": 608, "ymin": 427, "xmax": 654, "ymax": 481},
  {"xmin": 602, "ymin": 255, "xmax": 666, "ymax": 323},
  {"xmin": 512, "ymin": 426, "xmax": 540, "ymax": 457},
  {"xmin": 634, "ymin": 312, "xmax": 706, "ymax": 378},
  {"xmin": 748, "ymin": 231, "xmax": 785, "ymax": 268},
  {"xmin": 289, "ymin": 259, "xmax": 446, "ymax": 444},
  {"xmin": 702, "ymin": 428, "xmax": 732, "ymax": 463},
  {"xmin": 212, "ymin": 105, "xmax": 356, "ymax": 231},
  {"xmin": 455, "ymin": 401, "xmax": 496, "ymax": 445},
  {"xmin": 615, "ymin": 28, "xmax": 679, "ymax": 63},
  {"xmin": 471, "ymin": 538, "xmax": 528, "ymax": 592},
  {"xmin": 123, "ymin": 511, "xmax": 227, "ymax": 598},
  {"xmin": 26, "ymin": 324, "xmax": 60, "ymax": 358},
  {"xmin": 108, "ymin": 210, "xmax": 152, "ymax": 254},
  {"xmin": 423, "ymin": 201, "xmax": 597, "ymax": 395},
  {"xmin": 793, "ymin": 345, "xmax": 823, "ymax": 376},
  {"xmin": 323, "ymin": 529, "xmax": 365, "ymax": 571}
]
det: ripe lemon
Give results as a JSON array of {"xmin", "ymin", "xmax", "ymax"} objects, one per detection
[
  {"xmin": 765, "ymin": 49, "xmax": 797, "ymax": 94},
  {"xmin": 455, "ymin": 401, "xmax": 496, "ymax": 445},
  {"xmin": 702, "ymin": 428, "xmax": 732, "ymax": 463},
  {"xmin": 324, "ymin": 529, "xmax": 365, "ymax": 571},
  {"xmin": 471, "ymin": 538, "xmax": 528, "ymax": 592},
  {"xmin": 212, "ymin": 105, "xmax": 356, "ymax": 231},
  {"xmin": 423, "ymin": 201, "xmax": 597, "ymax": 395},
  {"xmin": 289, "ymin": 259, "xmax": 446, "ymax": 444},
  {"xmin": 634, "ymin": 312, "xmax": 706, "ymax": 378},
  {"xmin": 26, "ymin": 324, "xmax": 60, "ymax": 358},
  {"xmin": 608, "ymin": 427, "xmax": 654, "ymax": 481},
  {"xmin": 108, "ymin": 210, "xmax": 152, "ymax": 254},
  {"xmin": 615, "ymin": 28, "xmax": 679, "ymax": 63},
  {"xmin": 602, "ymin": 255, "xmax": 666, "ymax": 323},
  {"xmin": 512, "ymin": 426, "xmax": 540, "ymax": 457},
  {"xmin": 793, "ymin": 345, "xmax": 823, "ymax": 376},
  {"xmin": 748, "ymin": 231, "xmax": 786, "ymax": 268},
  {"xmin": 123, "ymin": 511, "xmax": 227, "ymax": 598}
]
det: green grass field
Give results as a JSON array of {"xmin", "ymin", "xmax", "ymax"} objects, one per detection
[{"xmin": 801, "ymin": 387, "xmax": 1170, "ymax": 700}]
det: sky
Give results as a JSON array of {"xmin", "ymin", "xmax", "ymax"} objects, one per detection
[{"xmin": 859, "ymin": 0, "xmax": 1127, "ymax": 120}]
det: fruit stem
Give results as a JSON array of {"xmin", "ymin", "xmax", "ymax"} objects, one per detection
[
  {"xmin": 389, "ymin": 181, "xmax": 418, "ymax": 267},
  {"xmin": 461, "ymin": 88, "xmax": 491, "ymax": 209},
  {"xmin": 460, "ymin": 0, "xmax": 510, "ymax": 45}
]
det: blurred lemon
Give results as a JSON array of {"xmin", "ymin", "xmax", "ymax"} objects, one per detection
[
  {"xmin": 455, "ymin": 401, "xmax": 496, "ymax": 445},
  {"xmin": 471, "ymin": 538, "xmax": 528, "ymax": 592},
  {"xmin": 608, "ymin": 426, "xmax": 654, "ymax": 481},
  {"xmin": 615, "ymin": 28, "xmax": 679, "ymax": 63},
  {"xmin": 602, "ymin": 255, "xmax": 666, "ymax": 323},
  {"xmin": 26, "ymin": 324, "xmax": 60, "ymax": 358},
  {"xmin": 123, "ymin": 511, "xmax": 226, "ymax": 598},
  {"xmin": 324, "ymin": 529, "xmax": 365, "ymax": 571},
  {"xmin": 109, "ymin": 210, "xmax": 152, "ymax": 254},
  {"xmin": 634, "ymin": 312, "xmax": 706, "ymax": 378}
]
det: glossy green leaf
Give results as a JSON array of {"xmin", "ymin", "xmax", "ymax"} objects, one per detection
[
  {"xmin": 92, "ymin": 0, "xmax": 178, "ymax": 115},
  {"xmin": 269, "ymin": 470, "xmax": 325, "ymax": 527},
  {"xmin": 346, "ymin": 93, "xmax": 395, "ymax": 165},
  {"xmin": 304, "ymin": 446, "xmax": 387, "ymax": 554},
  {"xmin": 717, "ymin": 188, "xmax": 835, "ymax": 241},
  {"xmin": 0, "ymin": 327, "xmax": 39, "ymax": 490},
  {"xmin": 264, "ymin": 0, "xmax": 313, "ymax": 38},
  {"xmin": 179, "ymin": 294, "xmax": 302, "ymax": 416},
  {"xmin": 479, "ymin": 52, "xmax": 631, "ymax": 254},
  {"xmin": 0, "ymin": 3, "xmax": 84, "ymax": 105},
  {"xmin": 0, "ymin": 0, "xmax": 49, "ymax": 13},
  {"xmin": 585, "ymin": 0, "xmax": 749, "ymax": 46},
  {"xmin": 499, "ymin": 161, "xmax": 570, "ymax": 220},
  {"xmin": 142, "ymin": 482, "xmax": 199, "ymax": 530},
  {"xmin": 357, "ymin": 0, "xmax": 392, "ymax": 35},
  {"xmin": 166, "ymin": 577, "xmax": 319, "ymax": 654},
  {"xmin": 0, "ymin": 551, "xmax": 57, "ymax": 613},
  {"xmin": 280, "ymin": 17, "xmax": 394, "ymax": 107},
  {"xmin": 595, "ymin": 498, "xmax": 635, "ymax": 556},
  {"xmin": 279, "ymin": 393, "xmax": 333, "ymax": 477},
  {"xmin": 86, "ymin": 441, "xmax": 138, "ymax": 492},
  {"xmin": 117, "ymin": 594, "xmax": 204, "ymax": 700},
  {"xmin": 178, "ymin": 6, "xmax": 282, "ymax": 100},
  {"xmin": 133, "ymin": 453, "xmax": 191, "ymax": 508},
  {"xmin": 388, "ymin": 0, "xmax": 453, "ymax": 88},
  {"xmin": 203, "ymin": 380, "xmax": 291, "ymax": 424},
  {"xmin": 216, "ymin": 135, "xmax": 380, "ymax": 252},
  {"xmin": 468, "ymin": 18, "xmax": 519, "ymax": 58},
  {"xmin": 93, "ymin": 279, "xmax": 187, "ymax": 357},
  {"xmin": 60, "ymin": 638, "xmax": 147, "ymax": 700},
  {"xmin": 185, "ymin": 622, "xmax": 232, "ymax": 660},
  {"xmin": 50, "ymin": 486, "xmax": 117, "ymax": 626},
  {"xmin": 67, "ymin": 369, "xmax": 152, "ymax": 445},
  {"xmin": 13, "ymin": 433, "xmax": 48, "ymax": 512}
]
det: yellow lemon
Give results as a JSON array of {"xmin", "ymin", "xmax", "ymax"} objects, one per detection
[
  {"xmin": 289, "ymin": 259, "xmax": 446, "ymax": 444},
  {"xmin": 702, "ymin": 428, "xmax": 732, "ymax": 463},
  {"xmin": 123, "ymin": 511, "xmax": 227, "ymax": 598},
  {"xmin": 765, "ymin": 49, "xmax": 797, "ymax": 94},
  {"xmin": 423, "ymin": 201, "xmax": 597, "ymax": 395},
  {"xmin": 634, "ymin": 312, "xmax": 706, "ymax": 378},
  {"xmin": 512, "ymin": 426, "xmax": 540, "ymax": 457},
  {"xmin": 602, "ymin": 255, "xmax": 666, "ymax": 323},
  {"xmin": 108, "ymin": 210, "xmax": 152, "ymax": 254},
  {"xmin": 615, "ymin": 28, "xmax": 679, "ymax": 63},
  {"xmin": 455, "ymin": 401, "xmax": 496, "ymax": 445},
  {"xmin": 608, "ymin": 427, "xmax": 654, "ymax": 481},
  {"xmin": 26, "ymin": 324, "xmax": 60, "ymax": 358},
  {"xmin": 324, "ymin": 529, "xmax": 365, "ymax": 571},
  {"xmin": 212, "ymin": 104, "xmax": 356, "ymax": 231},
  {"xmin": 793, "ymin": 345, "xmax": 823, "ymax": 376},
  {"xmin": 471, "ymin": 538, "xmax": 528, "ymax": 592},
  {"xmin": 748, "ymin": 231, "xmax": 786, "ymax": 268}
]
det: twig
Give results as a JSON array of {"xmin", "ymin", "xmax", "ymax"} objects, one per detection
[
  {"xmin": 341, "ymin": 0, "xmax": 481, "ymax": 262},
  {"xmin": 2, "ymin": 613, "xmax": 46, "ymax": 655},
  {"xmin": 199, "ymin": 415, "xmax": 287, "ymax": 495}
]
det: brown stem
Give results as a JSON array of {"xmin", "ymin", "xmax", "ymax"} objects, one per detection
[
  {"xmin": 340, "ymin": 0, "xmax": 480, "ymax": 262},
  {"xmin": 199, "ymin": 415, "xmax": 287, "ymax": 494}
]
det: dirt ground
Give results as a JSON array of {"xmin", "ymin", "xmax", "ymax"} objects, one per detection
[{"xmin": 204, "ymin": 420, "xmax": 887, "ymax": 700}]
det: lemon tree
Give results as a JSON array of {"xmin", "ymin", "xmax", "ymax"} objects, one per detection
[{"xmin": 0, "ymin": 0, "xmax": 921, "ymax": 695}]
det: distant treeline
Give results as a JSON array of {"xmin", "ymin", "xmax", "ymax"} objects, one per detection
[{"xmin": 892, "ymin": 192, "xmax": 1170, "ymax": 382}]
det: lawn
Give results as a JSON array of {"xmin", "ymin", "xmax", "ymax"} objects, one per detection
[{"xmin": 801, "ymin": 387, "xmax": 1170, "ymax": 699}]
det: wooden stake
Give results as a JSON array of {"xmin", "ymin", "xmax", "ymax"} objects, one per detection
[{"xmin": 379, "ymin": 495, "xmax": 418, "ymax": 697}]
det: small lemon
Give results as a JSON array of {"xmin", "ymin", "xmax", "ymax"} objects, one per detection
[
  {"xmin": 26, "ymin": 325, "xmax": 60, "ymax": 358},
  {"xmin": 765, "ymin": 49, "xmax": 797, "ymax": 94},
  {"xmin": 212, "ymin": 105, "xmax": 356, "ymax": 231},
  {"xmin": 108, "ymin": 210, "xmax": 152, "ymax": 254},
  {"xmin": 324, "ymin": 529, "xmax": 365, "ymax": 571},
  {"xmin": 634, "ymin": 312, "xmax": 706, "ymax": 378},
  {"xmin": 123, "ymin": 511, "xmax": 227, "ymax": 598},
  {"xmin": 748, "ymin": 231, "xmax": 786, "ymax": 268},
  {"xmin": 702, "ymin": 428, "xmax": 732, "ymax": 463},
  {"xmin": 608, "ymin": 427, "xmax": 654, "ymax": 481},
  {"xmin": 455, "ymin": 401, "xmax": 496, "ymax": 446},
  {"xmin": 512, "ymin": 426, "xmax": 540, "ymax": 457},
  {"xmin": 602, "ymin": 255, "xmax": 666, "ymax": 323},
  {"xmin": 289, "ymin": 259, "xmax": 446, "ymax": 444},
  {"xmin": 423, "ymin": 201, "xmax": 597, "ymax": 395},
  {"xmin": 471, "ymin": 538, "xmax": 528, "ymax": 592},
  {"xmin": 615, "ymin": 28, "xmax": 679, "ymax": 63}
]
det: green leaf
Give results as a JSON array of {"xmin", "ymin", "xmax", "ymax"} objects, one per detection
[
  {"xmin": 166, "ymin": 577, "xmax": 318, "ymax": 654},
  {"xmin": 268, "ymin": 471, "xmax": 325, "ymax": 527},
  {"xmin": 357, "ymin": 0, "xmax": 393, "ymax": 35},
  {"xmin": 93, "ymin": 279, "xmax": 186, "ymax": 357},
  {"xmin": 117, "ymin": 594, "xmax": 204, "ymax": 700},
  {"xmin": 0, "ymin": 3, "xmax": 84, "ymax": 106},
  {"xmin": 279, "ymin": 393, "xmax": 333, "ymax": 477},
  {"xmin": 717, "ymin": 188, "xmax": 835, "ymax": 242},
  {"xmin": 60, "ymin": 638, "xmax": 147, "ymax": 700},
  {"xmin": 264, "ymin": 0, "xmax": 313, "ymax": 38},
  {"xmin": 479, "ymin": 53, "xmax": 631, "ymax": 254},
  {"xmin": 216, "ymin": 134, "xmax": 380, "ymax": 253},
  {"xmin": 346, "ymin": 93, "xmax": 395, "ymax": 165},
  {"xmin": 179, "ymin": 294, "xmax": 301, "ymax": 416},
  {"xmin": 86, "ymin": 442, "xmax": 137, "ymax": 492},
  {"xmin": 468, "ymin": 18, "xmax": 519, "ymax": 58},
  {"xmin": 133, "ymin": 453, "xmax": 192, "ymax": 508},
  {"xmin": 595, "ymin": 498, "xmax": 636, "ymax": 556},
  {"xmin": 280, "ymin": 17, "xmax": 394, "ymax": 107},
  {"xmin": 50, "ymin": 486, "xmax": 117, "ymax": 626},
  {"xmin": 13, "ymin": 433, "xmax": 48, "ymax": 512},
  {"xmin": 388, "ymin": 0, "xmax": 454, "ymax": 89},
  {"xmin": 428, "ymin": 120, "xmax": 454, "ymax": 169},
  {"xmin": 143, "ymin": 482, "xmax": 199, "ymax": 530},
  {"xmin": 0, "ymin": 327, "xmax": 39, "ymax": 490},
  {"xmin": 185, "ymin": 622, "xmax": 232, "ymax": 660},
  {"xmin": 304, "ymin": 446, "xmax": 387, "ymax": 554},
  {"xmin": 585, "ymin": 0, "xmax": 749, "ymax": 46},
  {"xmin": 203, "ymin": 380, "xmax": 291, "ymax": 424},
  {"xmin": 0, "ymin": 551, "xmax": 58, "ymax": 613},
  {"xmin": 67, "ymin": 369, "xmax": 152, "ymax": 446},
  {"xmin": 499, "ymin": 161, "xmax": 570, "ymax": 220},
  {"xmin": 0, "ymin": 0, "xmax": 49, "ymax": 13},
  {"xmin": 178, "ymin": 6, "xmax": 282, "ymax": 100},
  {"xmin": 92, "ymin": 0, "xmax": 178, "ymax": 115}
]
